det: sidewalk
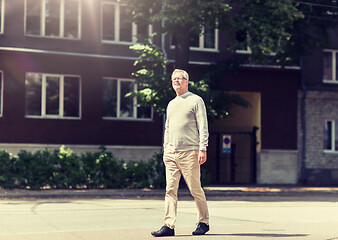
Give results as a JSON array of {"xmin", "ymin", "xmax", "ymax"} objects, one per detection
[{"xmin": 1, "ymin": 185, "xmax": 338, "ymax": 199}]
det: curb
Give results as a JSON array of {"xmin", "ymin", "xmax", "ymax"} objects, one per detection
[{"xmin": 1, "ymin": 186, "xmax": 338, "ymax": 199}]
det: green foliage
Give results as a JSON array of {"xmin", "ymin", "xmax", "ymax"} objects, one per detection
[
  {"xmin": 0, "ymin": 147, "xmax": 212, "ymax": 190},
  {"xmin": 130, "ymin": 42, "xmax": 250, "ymax": 118},
  {"xmin": 0, "ymin": 147, "xmax": 172, "ymax": 190},
  {"xmin": 50, "ymin": 146, "xmax": 85, "ymax": 189},
  {"xmin": 129, "ymin": 43, "xmax": 174, "ymax": 115},
  {"xmin": 119, "ymin": 0, "xmax": 231, "ymax": 36},
  {"xmin": 0, "ymin": 151, "xmax": 16, "ymax": 189},
  {"xmin": 230, "ymin": 0, "xmax": 304, "ymax": 64},
  {"xmin": 148, "ymin": 153, "xmax": 166, "ymax": 189},
  {"xmin": 16, "ymin": 150, "xmax": 54, "ymax": 190}
]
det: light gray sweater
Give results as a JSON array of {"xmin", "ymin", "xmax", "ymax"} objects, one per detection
[{"xmin": 163, "ymin": 92, "xmax": 209, "ymax": 152}]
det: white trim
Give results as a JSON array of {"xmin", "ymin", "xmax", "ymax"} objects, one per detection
[
  {"xmin": 0, "ymin": 0, "xmax": 5, "ymax": 34},
  {"xmin": 102, "ymin": 77, "xmax": 153, "ymax": 120},
  {"xmin": 323, "ymin": 49, "xmax": 338, "ymax": 83},
  {"xmin": 101, "ymin": 1, "xmax": 152, "ymax": 45},
  {"xmin": 324, "ymin": 120, "xmax": 338, "ymax": 153},
  {"xmin": 24, "ymin": 0, "xmax": 81, "ymax": 39},
  {"xmin": 0, "ymin": 71, "xmax": 3, "ymax": 117},
  {"xmin": 171, "ymin": 27, "xmax": 219, "ymax": 52},
  {"xmin": 0, "ymin": 143, "xmax": 162, "ymax": 161},
  {"xmin": 25, "ymin": 72, "xmax": 81, "ymax": 119},
  {"xmin": 260, "ymin": 149, "xmax": 298, "ymax": 154},
  {"xmin": 0, "ymin": 46, "xmax": 301, "ymax": 69},
  {"xmin": 0, "ymin": 46, "xmax": 138, "ymax": 60},
  {"xmin": 60, "ymin": 0, "xmax": 65, "ymax": 37}
]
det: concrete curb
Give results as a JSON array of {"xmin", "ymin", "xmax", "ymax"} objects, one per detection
[{"xmin": 1, "ymin": 186, "xmax": 338, "ymax": 199}]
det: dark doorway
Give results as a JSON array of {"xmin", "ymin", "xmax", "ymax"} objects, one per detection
[{"xmin": 204, "ymin": 127, "xmax": 258, "ymax": 184}]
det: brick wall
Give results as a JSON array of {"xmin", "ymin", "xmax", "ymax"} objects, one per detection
[{"xmin": 298, "ymin": 90, "xmax": 338, "ymax": 184}]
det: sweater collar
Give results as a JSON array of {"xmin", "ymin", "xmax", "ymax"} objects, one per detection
[{"xmin": 177, "ymin": 91, "xmax": 191, "ymax": 99}]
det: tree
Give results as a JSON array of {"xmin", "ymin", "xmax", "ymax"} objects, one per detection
[
  {"xmin": 120, "ymin": 0, "xmax": 337, "ymax": 118},
  {"xmin": 231, "ymin": 0, "xmax": 337, "ymax": 65}
]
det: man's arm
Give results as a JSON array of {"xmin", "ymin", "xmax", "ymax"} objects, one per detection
[
  {"xmin": 198, "ymin": 150, "xmax": 207, "ymax": 165},
  {"xmin": 195, "ymin": 98, "xmax": 209, "ymax": 153}
]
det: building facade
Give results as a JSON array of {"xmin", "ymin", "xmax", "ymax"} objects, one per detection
[
  {"xmin": 298, "ymin": 28, "xmax": 338, "ymax": 185},
  {"xmin": 0, "ymin": 0, "xmax": 302, "ymax": 184}
]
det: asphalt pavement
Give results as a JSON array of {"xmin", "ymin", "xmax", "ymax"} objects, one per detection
[{"xmin": 1, "ymin": 186, "xmax": 338, "ymax": 240}]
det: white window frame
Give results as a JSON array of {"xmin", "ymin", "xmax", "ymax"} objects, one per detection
[
  {"xmin": 0, "ymin": 0, "xmax": 5, "ymax": 34},
  {"xmin": 324, "ymin": 120, "xmax": 338, "ymax": 153},
  {"xmin": 0, "ymin": 71, "xmax": 3, "ymax": 117},
  {"xmin": 323, "ymin": 50, "xmax": 337, "ymax": 84},
  {"xmin": 102, "ymin": 78, "xmax": 153, "ymax": 121},
  {"xmin": 25, "ymin": 73, "xmax": 82, "ymax": 120},
  {"xmin": 24, "ymin": 0, "xmax": 82, "ymax": 39},
  {"xmin": 170, "ymin": 27, "xmax": 219, "ymax": 52},
  {"xmin": 190, "ymin": 27, "xmax": 219, "ymax": 52},
  {"xmin": 101, "ymin": 2, "xmax": 153, "ymax": 45}
]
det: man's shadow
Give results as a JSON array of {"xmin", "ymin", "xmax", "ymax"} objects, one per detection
[{"xmin": 172, "ymin": 233, "xmax": 309, "ymax": 238}]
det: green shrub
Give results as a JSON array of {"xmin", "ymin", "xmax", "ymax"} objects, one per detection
[
  {"xmin": 148, "ymin": 153, "xmax": 166, "ymax": 189},
  {"xmin": 96, "ymin": 150, "xmax": 125, "ymax": 188},
  {"xmin": 16, "ymin": 150, "xmax": 54, "ymax": 190},
  {"xmin": 0, "ymin": 147, "xmax": 210, "ymax": 190},
  {"xmin": 50, "ymin": 146, "xmax": 85, "ymax": 189},
  {"xmin": 0, "ymin": 150, "xmax": 16, "ymax": 189}
]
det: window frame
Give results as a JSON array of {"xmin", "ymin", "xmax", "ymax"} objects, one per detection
[
  {"xmin": 0, "ymin": 0, "xmax": 5, "ymax": 34},
  {"xmin": 323, "ymin": 50, "xmax": 338, "ymax": 84},
  {"xmin": 170, "ymin": 27, "xmax": 219, "ymax": 52},
  {"xmin": 0, "ymin": 71, "xmax": 3, "ymax": 117},
  {"xmin": 324, "ymin": 120, "xmax": 338, "ymax": 153},
  {"xmin": 190, "ymin": 27, "xmax": 219, "ymax": 52},
  {"xmin": 24, "ymin": 0, "xmax": 82, "ymax": 39},
  {"xmin": 25, "ymin": 72, "xmax": 82, "ymax": 120},
  {"xmin": 101, "ymin": 1, "xmax": 153, "ymax": 45},
  {"xmin": 102, "ymin": 77, "xmax": 153, "ymax": 121}
]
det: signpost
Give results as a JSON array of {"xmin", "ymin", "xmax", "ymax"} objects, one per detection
[{"xmin": 222, "ymin": 135, "xmax": 231, "ymax": 154}]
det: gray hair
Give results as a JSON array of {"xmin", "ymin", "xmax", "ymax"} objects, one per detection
[{"xmin": 171, "ymin": 69, "xmax": 189, "ymax": 81}]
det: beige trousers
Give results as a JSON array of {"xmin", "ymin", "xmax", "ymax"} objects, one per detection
[{"xmin": 163, "ymin": 150, "xmax": 209, "ymax": 229}]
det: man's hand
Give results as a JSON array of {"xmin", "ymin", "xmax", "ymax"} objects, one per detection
[{"xmin": 198, "ymin": 150, "xmax": 207, "ymax": 165}]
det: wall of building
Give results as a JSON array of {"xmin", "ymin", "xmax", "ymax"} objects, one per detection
[
  {"xmin": 0, "ymin": 51, "xmax": 163, "ymax": 147},
  {"xmin": 257, "ymin": 149, "xmax": 298, "ymax": 184},
  {"xmin": 0, "ymin": 143, "xmax": 162, "ymax": 162},
  {"xmin": 298, "ymin": 90, "xmax": 338, "ymax": 185}
]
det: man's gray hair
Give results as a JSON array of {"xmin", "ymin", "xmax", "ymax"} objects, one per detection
[{"xmin": 171, "ymin": 69, "xmax": 189, "ymax": 81}]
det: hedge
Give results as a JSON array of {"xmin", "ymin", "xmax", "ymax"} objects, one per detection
[{"xmin": 0, "ymin": 146, "xmax": 210, "ymax": 190}]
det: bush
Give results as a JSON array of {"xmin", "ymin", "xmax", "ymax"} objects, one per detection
[
  {"xmin": 16, "ymin": 150, "xmax": 54, "ymax": 190},
  {"xmin": 50, "ymin": 146, "xmax": 85, "ymax": 189},
  {"xmin": 0, "ymin": 150, "xmax": 16, "ymax": 189},
  {"xmin": 0, "ymin": 147, "xmax": 211, "ymax": 190}
]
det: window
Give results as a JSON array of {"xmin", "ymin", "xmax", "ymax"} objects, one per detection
[
  {"xmin": 102, "ymin": 78, "xmax": 152, "ymax": 120},
  {"xmin": 0, "ymin": 0, "xmax": 4, "ymax": 34},
  {"xmin": 0, "ymin": 71, "xmax": 3, "ymax": 117},
  {"xmin": 25, "ymin": 73, "xmax": 81, "ymax": 119},
  {"xmin": 25, "ymin": 0, "xmax": 81, "ymax": 39},
  {"xmin": 101, "ymin": 2, "xmax": 152, "ymax": 44},
  {"xmin": 323, "ymin": 50, "xmax": 337, "ymax": 83},
  {"xmin": 324, "ymin": 120, "xmax": 338, "ymax": 152},
  {"xmin": 235, "ymin": 30, "xmax": 251, "ymax": 54},
  {"xmin": 172, "ymin": 27, "xmax": 218, "ymax": 52}
]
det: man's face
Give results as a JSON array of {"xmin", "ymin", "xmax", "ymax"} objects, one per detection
[{"xmin": 172, "ymin": 71, "xmax": 188, "ymax": 94}]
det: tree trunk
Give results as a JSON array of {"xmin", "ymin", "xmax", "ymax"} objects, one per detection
[{"xmin": 174, "ymin": 24, "xmax": 191, "ymax": 70}]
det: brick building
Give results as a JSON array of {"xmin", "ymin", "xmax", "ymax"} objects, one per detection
[
  {"xmin": 298, "ymin": 28, "xmax": 338, "ymax": 185},
  {"xmin": 0, "ymin": 0, "xmax": 302, "ymax": 184}
]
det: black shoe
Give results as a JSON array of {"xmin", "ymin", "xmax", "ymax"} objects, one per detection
[
  {"xmin": 192, "ymin": 222, "xmax": 209, "ymax": 235},
  {"xmin": 151, "ymin": 225, "xmax": 175, "ymax": 237}
]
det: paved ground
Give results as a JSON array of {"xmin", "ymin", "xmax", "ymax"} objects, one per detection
[{"xmin": 0, "ymin": 186, "xmax": 338, "ymax": 240}]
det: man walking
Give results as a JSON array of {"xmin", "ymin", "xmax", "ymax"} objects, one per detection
[{"xmin": 151, "ymin": 69, "xmax": 210, "ymax": 237}]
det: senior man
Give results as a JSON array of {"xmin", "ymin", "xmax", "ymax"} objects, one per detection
[{"xmin": 151, "ymin": 69, "xmax": 210, "ymax": 237}]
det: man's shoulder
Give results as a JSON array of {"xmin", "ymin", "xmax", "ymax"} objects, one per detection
[{"xmin": 188, "ymin": 92, "xmax": 204, "ymax": 103}]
